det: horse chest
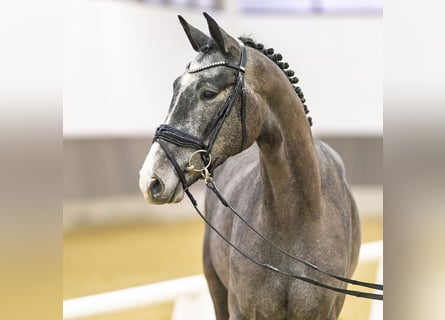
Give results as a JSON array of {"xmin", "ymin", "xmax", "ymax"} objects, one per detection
[
  {"xmin": 207, "ymin": 204, "xmax": 340, "ymax": 318},
  {"xmin": 223, "ymin": 249, "xmax": 335, "ymax": 319}
]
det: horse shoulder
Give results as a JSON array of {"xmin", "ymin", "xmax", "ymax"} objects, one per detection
[
  {"xmin": 315, "ymin": 138, "xmax": 361, "ymax": 275},
  {"xmin": 315, "ymin": 139, "xmax": 346, "ymax": 179}
]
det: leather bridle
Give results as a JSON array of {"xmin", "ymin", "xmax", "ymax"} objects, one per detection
[
  {"xmin": 153, "ymin": 44, "xmax": 247, "ymax": 187},
  {"xmin": 152, "ymin": 43, "xmax": 383, "ymax": 301}
]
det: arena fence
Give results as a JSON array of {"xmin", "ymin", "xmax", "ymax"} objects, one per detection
[{"xmin": 63, "ymin": 241, "xmax": 383, "ymax": 320}]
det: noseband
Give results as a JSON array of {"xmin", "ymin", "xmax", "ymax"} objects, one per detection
[
  {"xmin": 151, "ymin": 43, "xmax": 383, "ymax": 300},
  {"xmin": 153, "ymin": 44, "xmax": 247, "ymax": 188}
]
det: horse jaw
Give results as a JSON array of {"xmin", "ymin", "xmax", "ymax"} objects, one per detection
[{"xmin": 139, "ymin": 142, "xmax": 184, "ymax": 205}]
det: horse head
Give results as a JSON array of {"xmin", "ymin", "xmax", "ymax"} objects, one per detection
[{"xmin": 139, "ymin": 13, "xmax": 267, "ymax": 204}]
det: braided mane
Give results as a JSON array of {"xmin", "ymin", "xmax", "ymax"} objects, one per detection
[{"xmin": 238, "ymin": 37, "xmax": 312, "ymax": 126}]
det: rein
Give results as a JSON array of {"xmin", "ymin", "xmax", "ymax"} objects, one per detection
[
  {"xmin": 187, "ymin": 182, "xmax": 383, "ymax": 301},
  {"xmin": 153, "ymin": 43, "xmax": 383, "ymax": 301}
]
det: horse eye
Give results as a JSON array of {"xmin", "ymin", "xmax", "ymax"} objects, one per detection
[{"xmin": 202, "ymin": 91, "xmax": 217, "ymax": 100}]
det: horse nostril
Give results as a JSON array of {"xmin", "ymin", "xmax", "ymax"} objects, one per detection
[{"xmin": 149, "ymin": 177, "xmax": 163, "ymax": 198}]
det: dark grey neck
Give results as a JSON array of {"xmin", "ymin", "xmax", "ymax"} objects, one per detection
[
  {"xmin": 239, "ymin": 36, "xmax": 312, "ymax": 127},
  {"xmin": 256, "ymin": 66, "xmax": 322, "ymax": 223}
]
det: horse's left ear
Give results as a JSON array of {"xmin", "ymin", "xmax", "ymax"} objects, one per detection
[{"xmin": 203, "ymin": 12, "xmax": 239, "ymax": 55}]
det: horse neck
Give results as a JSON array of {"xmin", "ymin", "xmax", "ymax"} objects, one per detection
[{"xmin": 255, "ymin": 69, "xmax": 322, "ymax": 222}]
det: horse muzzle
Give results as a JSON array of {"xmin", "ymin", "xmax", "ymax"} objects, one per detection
[
  {"xmin": 140, "ymin": 175, "xmax": 184, "ymax": 204},
  {"xmin": 139, "ymin": 142, "xmax": 185, "ymax": 204}
]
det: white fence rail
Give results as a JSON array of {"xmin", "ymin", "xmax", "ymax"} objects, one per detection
[{"xmin": 63, "ymin": 241, "xmax": 383, "ymax": 320}]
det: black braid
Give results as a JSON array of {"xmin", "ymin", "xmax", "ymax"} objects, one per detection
[{"xmin": 238, "ymin": 36, "xmax": 312, "ymax": 127}]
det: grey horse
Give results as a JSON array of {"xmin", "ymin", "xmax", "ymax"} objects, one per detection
[{"xmin": 139, "ymin": 13, "xmax": 361, "ymax": 319}]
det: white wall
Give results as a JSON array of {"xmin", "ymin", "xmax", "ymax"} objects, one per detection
[{"xmin": 64, "ymin": 0, "xmax": 382, "ymax": 137}]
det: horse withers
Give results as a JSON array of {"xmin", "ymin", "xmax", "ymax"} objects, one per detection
[{"xmin": 139, "ymin": 13, "xmax": 361, "ymax": 319}]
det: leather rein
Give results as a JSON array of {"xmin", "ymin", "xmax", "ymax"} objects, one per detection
[{"xmin": 153, "ymin": 44, "xmax": 383, "ymax": 301}]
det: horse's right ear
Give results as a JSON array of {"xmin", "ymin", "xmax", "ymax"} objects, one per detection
[{"xmin": 178, "ymin": 15, "xmax": 211, "ymax": 52}]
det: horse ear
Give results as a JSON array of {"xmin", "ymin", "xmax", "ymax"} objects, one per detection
[
  {"xmin": 178, "ymin": 15, "xmax": 211, "ymax": 52},
  {"xmin": 203, "ymin": 12, "xmax": 239, "ymax": 55}
]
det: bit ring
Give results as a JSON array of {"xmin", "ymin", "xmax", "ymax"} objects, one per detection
[{"xmin": 186, "ymin": 150, "xmax": 212, "ymax": 173}]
